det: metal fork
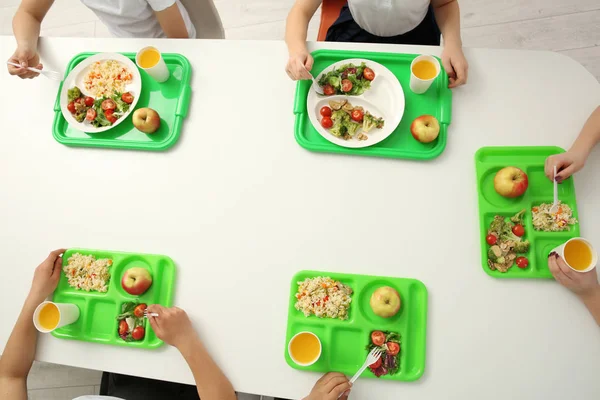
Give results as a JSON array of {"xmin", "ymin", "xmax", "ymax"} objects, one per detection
[
  {"xmin": 143, "ymin": 310, "xmax": 159, "ymax": 319},
  {"xmin": 6, "ymin": 61, "xmax": 62, "ymax": 81},
  {"xmin": 350, "ymin": 348, "xmax": 383, "ymax": 384}
]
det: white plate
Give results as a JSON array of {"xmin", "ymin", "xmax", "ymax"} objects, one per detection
[
  {"xmin": 307, "ymin": 58, "xmax": 404, "ymax": 149},
  {"xmin": 60, "ymin": 53, "xmax": 142, "ymax": 134}
]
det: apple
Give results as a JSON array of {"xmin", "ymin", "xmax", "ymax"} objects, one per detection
[
  {"xmin": 494, "ymin": 167, "xmax": 529, "ymax": 198},
  {"xmin": 370, "ymin": 286, "xmax": 401, "ymax": 318},
  {"xmin": 132, "ymin": 108, "xmax": 161, "ymax": 134},
  {"xmin": 410, "ymin": 115, "xmax": 440, "ymax": 143},
  {"xmin": 121, "ymin": 267, "xmax": 153, "ymax": 295}
]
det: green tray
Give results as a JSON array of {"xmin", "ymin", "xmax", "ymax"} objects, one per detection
[
  {"xmin": 52, "ymin": 52, "xmax": 191, "ymax": 151},
  {"xmin": 475, "ymin": 147, "xmax": 581, "ymax": 279},
  {"xmin": 294, "ymin": 50, "xmax": 452, "ymax": 160},
  {"xmin": 52, "ymin": 248, "xmax": 176, "ymax": 349},
  {"xmin": 285, "ymin": 270, "xmax": 428, "ymax": 382}
]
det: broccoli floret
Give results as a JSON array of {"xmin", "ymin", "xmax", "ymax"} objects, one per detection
[
  {"xmin": 499, "ymin": 230, "xmax": 521, "ymax": 243},
  {"xmin": 330, "ymin": 121, "xmax": 347, "ymax": 137},
  {"xmin": 68, "ymin": 86, "xmax": 82, "ymax": 102},
  {"xmin": 346, "ymin": 121, "xmax": 360, "ymax": 137},
  {"xmin": 510, "ymin": 209, "xmax": 526, "ymax": 225},
  {"xmin": 513, "ymin": 240, "xmax": 530, "ymax": 253},
  {"xmin": 331, "ymin": 110, "xmax": 349, "ymax": 123},
  {"xmin": 362, "ymin": 113, "xmax": 385, "ymax": 133},
  {"xmin": 74, "ymin": 112, "xmax": 85, "ymax": 123}
]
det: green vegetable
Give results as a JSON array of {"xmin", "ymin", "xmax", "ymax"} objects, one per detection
[
  {"xmin": 330, "ymin": 122, "xmax": 347, "ymax": 137},
  {"xmin": 362, "ymin": 113, "xmax": 384, "ymax": 133},
  {"xmin": 318, "ymin": 62, "xmax": 373, "ymax": 95},
  {"xmin": 510, "ymin": 210, "xmax": 526, "ymax": 225},
  {"xmin": 346, "ymin": 121, "xmax": 360, "ymax": 137},
  {"xmin": 74, "ymin": 112, "xmax": 85, "ymax": 123},
  {"xmin": 488, "ymin": 246, "xmax": 504, "ymax": 263},
  {"xmin": 513, "ymin": 240, "xmax": 530, "ymax": 253},
  {"xmin": 68, "ymin": 86, "xmax": 81, "ymax": 102},
  {"xmin": 91, "ymin": 109, "xmax": 111, "ymax": 128},
  {"xmin": 326, "ymin": 75, "xmax": 341, "ymax": 89}
]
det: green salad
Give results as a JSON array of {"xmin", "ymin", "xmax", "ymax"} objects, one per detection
[
  {"xmin": 66, "ymin": 86, "xmax": 135, "ymax": 128},
  {"xmin": 318, "ymin": 62, "xmax": 375, "ymax": 96}
]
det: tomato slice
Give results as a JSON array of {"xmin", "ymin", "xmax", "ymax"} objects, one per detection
[
  {"xmin": 101, "ymin": 99, "xmax": 116, "ymax": 111},
  {"xmin": 363, "ymin": 67, "xmax": 375, "ymax": 81},
  {"xmin": 369, "ymin": 357, "xmax": 382, "ymax": 369},
  {"xmin": 486, "ymin": 234, "xmax": 497, "ymax": 245},
  {"xmin": 386, "ymin": 342, "xmax": 400, "ymax": 356},
  {"xmin": 320, "ymin": 116, "xmax": 333, "ymax": 129},
  {"xmin": 118, "ymin": 320, "xmax": 128, "ymax": 336},
  {"xmin": 132, "ymin": 326, "xmax": 145, "ymax": 341},
  {"xmin": 371, "ymin": 331, "xmax": 385, "ymax": 346},
  {"xmin": 105, "ymin": 110, "xmax": 117, "ymax": 124},
  {"xmin": 341, "ymin": 79, "xmax": 352, "ymax": 92},
  {"xmin": 351, "ymin": 109, "xmax": 364, "ymax": 122},
  {"xmin": 323, "ymin": 84, "xmax": 335, "ymax": 96},
  {"xmin": 516, "ymin": 256, "xmax": 529, "ymax": 268},
  {"xmin": 121, "ymin": 92, "xmax": 134, "ymax": 104},
  {"xmin": 320, "ymin": 106, "xmax": 332, "ymax": 117},
  {"xmin": 85, "ymin": 108, "xmax": 97, "ymax": 121},
  {"xmin": 134, "ymin": 304, "xmax": 147, "ymax": 318}
]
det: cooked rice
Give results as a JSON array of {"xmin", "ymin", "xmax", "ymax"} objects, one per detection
[
  {"xmin": 532, "ymin": 201, "xmax": 578, "ymax": 232},
  {"xmin": 84, "ymin": 60, "xmax": 133, "ymax": 98},
  {"xmin": 63, "ymin": 253, "xmax": 112, "ymax": 292},
  {"xmin": 294, "ymin": 277, "xmax": 353, "ymax": 320}
]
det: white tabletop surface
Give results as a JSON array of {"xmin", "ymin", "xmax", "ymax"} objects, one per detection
[{"xmin": 1, "ymin": 36, "xmax": 599, "ymax": 400}]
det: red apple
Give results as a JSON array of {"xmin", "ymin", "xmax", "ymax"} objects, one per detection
[
  {"xmin": 370, "ymin": 286, "xmax": 401, "ymax": 318},
  {"xmin": 132, "ymin": 108, "xmax": 160, "ymax": 134},
  {"xmin": 410, "ymin": 115, "xmax": 440, "ymax": 143},
  {"xmin": 121, "ymin": 267, "xmax": 153, "ymax": 295},
  {"xmin": 494, "ymin": 167, "xmax": 529, "ymax": 198}
]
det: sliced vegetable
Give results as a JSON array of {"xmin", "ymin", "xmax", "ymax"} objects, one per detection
[{"xmin": 371, "ymin": 331, "xmax": 385, "ymax": 346}]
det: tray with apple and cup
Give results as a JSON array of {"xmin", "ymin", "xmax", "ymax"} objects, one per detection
[
  {"xmin": 51, "ymin": 248, "xmax": 176, "ymax": 348},
  {"xmin": 53, "ymin": 52, "xmax": 191, "ymax": 151},
  {"xmin": 294, "ymin": 49, "xmax": 452, "ymax": 160},
  {"xmin": 475, "ymin": 146, "xmax": 581, "ymax": 279},
  {"xmin": 284, "ymin": 270, "xmax": 428, "ymax": 382}
]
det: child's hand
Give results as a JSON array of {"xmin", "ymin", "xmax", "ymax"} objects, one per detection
[
  {"xmin": 29, "ymin": 249, "xmax": 66, "ymax": 304},
  {"xmin": 147, "ymin": 305, "xmax": 198, "ymax": 349},
  {"xmin": 286, "ymin": 51, "xmax": 314, "ymax": 81},
  {"xmin": 304, "ymin": 372, "xmax": 352, "ymax": 400},
  {"xmin": 7, "ymin": 47, "xmax": 43, "ymax": 79},
  {"xmin": 544, "ymin": 150, "xmax": 586, "ymax": 183},
  {"xmin": 441, "ymin": 44, "xmax": 468, "ymax": 88},
  {"xmin": 548, "ymin": 252, "xmax": 599, "ymax": 297}
]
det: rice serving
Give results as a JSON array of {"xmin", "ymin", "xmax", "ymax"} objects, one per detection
[
  {"xmin": 63, "ymin": 253, "xmax": 112, "ymax": 292},
  {"xmin": 532, "ymin": 201, "xmax": 578, "ymax": 232},
  {"xmin": 294, "ymin": 277, "xmax": 353, "ymax": 320},
  {"xmin": 84, "ymin": 60, "xmax": 133, "ymax": 97}
]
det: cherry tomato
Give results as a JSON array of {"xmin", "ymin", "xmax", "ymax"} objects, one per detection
[
  {"xmin": 516, "ymin": 257, "xmax": 529, "ymax": 268},
  {"xmin": 132, "ymin": 326, "xmax": 145, "ymax": 341},
  {"xmin": 320, "ymin": 106, "xmax": 332, "ymax": 117},
  {"xmin": 104, "ymin": 110, "xmax": 117, "ymax": 124},
  {"xmin": 323, "ymin": 84, "xmax": 335, "ymax": 96},
  {"xmin": 351, "ymin": 109, "xmax": 364, "ymax": 122},
  {"xmin": 363, "ymin": 67, "xmax": 375, "ymax": 81},
  {"xmin": 512, "ymin": 224, "xmax": 525, "ymax": 237},
  {"xmin": 85, "ymin": 108, "xmax": 97, "ymax": 121},
  {"xmin": 101, "ymin": 99, "xmax": 116, "ymax": 111},
  {"xmin": 67, "ymin": 101, "xmax": 76, "ymax": 113},
  {"xmin": 118, "ymin": 320, "xmax": 128, "ymax": 336},
  {"xmin": 320, "ymin": 116, "xmax": 333, "ymax": 129},
  {"xmin": 369, "ymin": 357, "xmax": 382, "ymax": 369},
  {"xmin": 133, "ymin": 304, "xmax": 147, "ymax": 318},
  {"xmin": 121, "ymin": 92, "xmax": 134, "ymax": 104},
  {"xmin": 486, "ymin": 234, "xmax": 497, "ymax": 246},
  {"xmin": 84, "ymin": 96, "xmax": 94, "ymax": 107},
  {"xmin": 341, "ymin": 79, "xmax": 353, "ymax": 92},
  {"xmin": 386, "ymin": 342, "xmax": 400, "ymax": 356},
  {"xmin": 371, "ymin": 331, "xmax": 385, "ymax": 346}
]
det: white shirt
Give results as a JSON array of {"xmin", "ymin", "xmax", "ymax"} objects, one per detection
[
  {"xmin": 80, "ymin": 0, "xmax": 196, "ymax": 38},
  {"xmin": 348, "ymin": 0, "xmax": 430, "ymax": 37}
]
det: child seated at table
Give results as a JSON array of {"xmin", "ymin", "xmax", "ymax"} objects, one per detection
[
  {"xmin": 545, "ymin": 106, "xmax": 600, "ymax": 183},
  {"xmin": 0, "ymin": 249, "xmax": 236, "ymax": 400},
  {"xmin": 7, "ymin": 0, "xmax": 197, "ymax": 79},
  {"xmin": 284, "ymin": 0, "xmax": 468, "ymax": 88}
]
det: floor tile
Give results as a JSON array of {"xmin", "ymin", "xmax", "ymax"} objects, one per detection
[
  {"xmin": 28, "ymin": 385, "xmax": 95, "ymax": 400},
  {"xmin": 27, "ymin": 361, "xmax": 102, "ymax": 390},
  {"xmin": 560, "ymin": 45, "xmax": 600, "ymax": 80}
]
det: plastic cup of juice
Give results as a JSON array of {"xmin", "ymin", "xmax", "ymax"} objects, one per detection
[
  {"xmin": 136, "ymin": 46, "xmax": 170, "ymax": 83},
  {"xmin": 33, "ymin": 301, "xmax": 80, "ymax": 333},
  {"xmin": 288, "ymin": 331, "xmax": 322, "ymax": 366},
  {"xmin": 409, "ymin": 55, "xmax": 441, "ymax": 94},
  {"xmin": 551, "ymin": 237, "xmax": 598, "ymax": 273}
]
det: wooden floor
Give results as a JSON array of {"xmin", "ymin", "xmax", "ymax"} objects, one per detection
[{"xmin": 0, "ymin": 0, "xmax": 598, "ymax": 398}]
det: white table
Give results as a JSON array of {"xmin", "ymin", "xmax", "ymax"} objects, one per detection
[{"xmin": 1, "ymin": 36, "xmax": 599, "ymax": 400}]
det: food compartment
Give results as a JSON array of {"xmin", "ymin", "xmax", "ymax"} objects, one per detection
[
  {"xmin": 328, "ymin": 327, "xmax": 364, "ymax": 372},
  {"xmin": 478, "ymin": 166, "xmax": 530, "ymax": 209},
  {"xmin": 151, "ymin": 258, "xmax": 176, "ymax": 305},
  {"xmin": 525, "ymin": 166, "xmax": 575, "ymax": 198},
  {"xmin": 533, "ymin": 236, "xmax": 572, "ymax": 277},
  {"xmin": 86, "ymin": 298, "xmax": 119, "ymax": 342},
  {"xmin": 357, "ymin": 279, "xmax": 406, "ymax": 327},
  {"xmin": 113, "ymin": 255, "xmax": 155, "ymax": 299},
  {"xmin": 529, "ymin": 199, "xmax": 580, "ymax": 236},
  {"xmin": 285, "ymin": 322, "xmax": 329, "ymax": 370},
  {"xmin": 51, "ymin": 294, "xmax": 88, "ymax": 338}
]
